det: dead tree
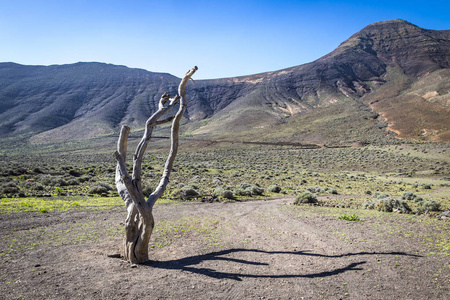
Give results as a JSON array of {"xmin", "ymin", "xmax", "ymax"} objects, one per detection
[{"xmin": 114, "ymin": 66, "xmax": 198, "ymax": 263}]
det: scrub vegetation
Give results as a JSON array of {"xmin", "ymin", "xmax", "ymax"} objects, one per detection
[{"xmin": 1, "ymin": 141, "xmax": 448, "ymax": 214}]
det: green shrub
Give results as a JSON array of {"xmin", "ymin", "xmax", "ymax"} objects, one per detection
[
  {"xmin": 68, "ymin": 169, "xmax": 82, "ymax": 177},
  {"xmin": 88, "ymin": 185, "xmax": 109, "ymax": 195},
  {"xmin": 23, "ymin": 181, "xmax": 45, "ymax": 191},
  {"xmin": 78, "ymin": 175, "xmax": 92, "ymax": 183},
  {"xmin": 174, "ymin": 185, "xmax": 201, "ymax": 199},
  {"xmin": 1, "ymin": 182, "xmax": 19, "ymax": 194},
  {"xmin": 418, "ymin": 200, "xmax": 441, "ymax": 213},
  {"xmin": 363, "ymin": 200, "xmax": 376, "ymax": 209},
  {"xmin": 212, "ymin": 178, "xmax": 223, "ymax": 185},
  {"xmin": 268, "ymin": 185, "xmax": 281, "ymax": 193},
  {"xmin": 249, "ymin": 185, "xmax": 264, "ymax": 196},
  {"xmin": 375, "ymin": 193, "xmax": 389, "ymax": 199},
  {"xmin": 32, "ymin": 183, "xmax": 44, "ymax": 191},
  {"xmin": 33, "ymin": 167, "xmax": 43, "ymax": 174},
  {"xmin": 238, "ymin": 183, "xmax": 264, "ymax": 196},
  {"xmin": 55, "ymin": 187, "xmax": 64, "ymax": 195},
  {"xmin": 306, "ymin": 187, "xmax": 324, "ymax": 193},
  {"xmin": 3, "ymin": 182, "xmax": 17, "ymax": 188},
  {"xmin": 392, "ymin": 199, "xmax": 411, "ymax": 213},
  {"xmin": 182, "ymin": 188, "xmax": 199, "ymax": 198},
  {"xmin": 364, "ymin": 197, "xmax": 411, "ymax": 213},
  {"xmin": 222, "ymin": 190, "xmax": 234, "ymax": 199},
  {"xmin": 402, "ymin": 192, "xmax": 416, "ymax": 200},
  {"xmin": 375, "ymin": 198, "xmax": 394, "ymax": 212},
  {"xmin": 97, "ymin": 182, "xmax": 113, "ymax": 191},
  {"xmin": 40, "ymin": 176, "xmax": 68, "ymax": 187},
  {"xmin": 142, "ymin": 185, "xmax": 154, "ymax": 197},
  {"xmin": 294, "ymin": 192, "xmax": 318, "ymax": 205},
  {"xmin": 235, "ymin": 188, "xmax": 252, "ymax": 196},
  {"xmin": 328, "ymin": 188, "xmax": 338, "ymax": 195},
  {"xmin": 215, "ymin": 188, "xmax": 234, "ymax": 199},
  {"xmin": 67, "ymin": 179, "xmax": 79, "ymax": 186},
  {"xmin": 239, "ymin": 182, "xmax": 252, "ymax": 189},
  {"xmin": 414, "ymin": 196, "xmax": 423, "ymax": 202},
  {"xmin": 338, "ymin": 214, "xmax": 361, "ymax": 221}
]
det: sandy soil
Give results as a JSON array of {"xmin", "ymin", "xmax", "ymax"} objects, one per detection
[{"xmin": 1, "ymin": 198, "xmax": 449, "ymax": 299}]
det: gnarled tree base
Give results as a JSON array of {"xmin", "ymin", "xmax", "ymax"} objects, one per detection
[{"xmin": 123, "ymin": 209, "xmax": 154, "ymax": 263}]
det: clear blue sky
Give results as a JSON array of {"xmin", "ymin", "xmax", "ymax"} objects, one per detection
[{"xmin": 1, "ymin": 0, "xmax": 449, "ymax": 79}]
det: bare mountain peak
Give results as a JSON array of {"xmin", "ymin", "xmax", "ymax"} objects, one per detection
[
  {"xmin": 331, "ymin": 19, "xmax": 450, "ymax": 77},
  {"xmin": 362, "ymin": 19, "xmax": 417, "ymax": 29}
]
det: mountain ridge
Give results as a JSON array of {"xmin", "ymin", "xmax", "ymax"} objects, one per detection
[{"xmin": 1, "ymin": 19, "xmax": 449, "ymax": 144}]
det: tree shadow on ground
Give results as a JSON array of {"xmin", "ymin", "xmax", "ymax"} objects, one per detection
[{"xmin": 144, "ymin": 248, "xmax": 421, "ymax": 281}]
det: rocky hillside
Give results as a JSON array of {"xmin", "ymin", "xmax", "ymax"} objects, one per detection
[
  {"xmin": 187, "ymin": 19, "xmax": 450, "ymax": 143},
  {"xmin": 0, "ymin": 19, "xmax": 449, "ymax": 144},
  {"xmin": 0, "ymin": 62, "xmax": 181, "ymax": 140}
]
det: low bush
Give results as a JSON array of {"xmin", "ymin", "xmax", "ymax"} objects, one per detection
[
  {"xmin": 400, "ymin": 192, "xmax": 423, "ymax": 203},
  {"xmin": 418, "ymin": 200, "xmax": 441, "ymax": 213},
  {"xmin": 338, "ymin": 214, "xmax": 361, "ymax": 221},
  {"xmin": 328, "ymin": 188, "xmax": 338, "ymax": 195},
  {"xmin": 1, "ymin": 187, "xmax": 19, "ymax": 194},
  {"xmin": 249, "ymin": 185, "xmax": 264, "ymax": 196},
  {"xmin": 55, "ymin": 187, "xmax": 64, "ymax": 195},
  {"xmin": 363, "ymin": 200, "xmax": 376, "ymax": 210},
  {"xmin": 88, "ymin": 185, "xmax": 109, "ymax": 195},
  {"xmin": 68, "ymin": 169, "xmax": 82, "ymax": 177},
  {"xmin": 212, "ymin": 178, "xmax": 223, "ymax": 185},
  {"xmin": 182, "ymin": 188, "xmax": 199, "ymax": 198},
  {"xmin": 1, "ymin": 182, "xmax": 19, "ymax": 194},
  {"xmin": 268, "ymin": 185, "xmax": 281, "ymax": 193},
  {"xmin": 173, "ymin": 185, "xmax": 201, "ymax": 199},
  {"xmin": 294, "ymin": 192, "xmax": 318, "ymax": 205},
  {"xmin": 375, "ymin": 192, "xmax": 389, "ymax": 199},
  {"xmin": 98, "ymin": 182, "xmax": 113, "ymax": 190},
  {"xmin": 142, "ymin": 185, "xmax": 154, "ymax": 197},
  {"xmin": 401, "ymin": 191, "xmax": 416, "ymax": 200},
  {"xmin": 40, "ymin": 175, "xmax": 68, "ymax": 187},
  {"xmin": 239, "ymin": 182, "xmax": 252, "ymax": 189},
  {"xmin": 306, "ymin": 187, "xmax": 324, "ymax": 193},
  {"xmin": 67, "ymin": 179, "xmax": 80, "ymax": 186},
  {"xmin": 78, "ymin": 175, "xmax": 92, "ymax": 183},
  {"xmin": 235, "ymin": 188, "xmax": 252, "ymax": 196},
  {"xmin": 22, "ymin": 181, "xmax": 45, "ymax": 191},
  {"xmin": 215, "ymin": 188, "xmax": 234, "ymax": 199},
  {"xmin": 364, "ymin": 196, "xmax": 411, "ymax": 213},
  {"xmin": 238, "ymin": 182, "xmax": 264, "ymax": 196}
]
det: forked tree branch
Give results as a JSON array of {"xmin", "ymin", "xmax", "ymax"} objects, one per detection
[
  {"xmin": 115, "ymin": 66, "xmax": 198, "ymax": 210},
  {"xmin": 148, "ymin": 66, "xmax": 198, "ymax": 208}
]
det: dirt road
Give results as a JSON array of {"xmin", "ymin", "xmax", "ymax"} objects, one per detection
[{"xmin": 1, "ymin": 198, "xmax": 448, "ymax": 299}]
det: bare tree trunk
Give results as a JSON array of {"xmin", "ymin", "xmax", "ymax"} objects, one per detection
[{"xmin": 114, "ymin": 66, "xmax": 197, "ymax": 263}]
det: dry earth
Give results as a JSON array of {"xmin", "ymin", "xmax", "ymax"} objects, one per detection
[{"xmin": 1, "ymin": 198, "xmax": 449, "ymax": 299}]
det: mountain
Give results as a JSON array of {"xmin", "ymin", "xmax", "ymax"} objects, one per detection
[
  {"xmin": 186, "ymin": 19, "xmax": 450, "ymax": 144},
  {"xmin": 0, "ymin": 62, "xmax": 181, "ymax": 140},
  {"xmin": 0, "ymin": 19, "xmax": 449, "ymax": 145}
]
